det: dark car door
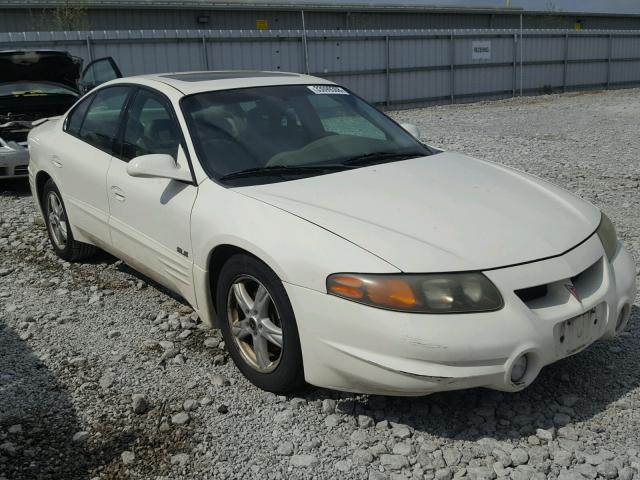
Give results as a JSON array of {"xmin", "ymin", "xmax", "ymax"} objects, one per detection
[{"xmin": 79, "ymin": 57, "xmax": 122, "ymax": 93}]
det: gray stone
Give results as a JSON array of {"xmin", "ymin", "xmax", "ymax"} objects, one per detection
[
  {"xmin": 559, "ymin": 394, "xmax": 580, "ymax": 408},
  {"xmin": 391, "ymin": 425, "xmax": 411, "ymax": 439},
  {"xmin": 392, "ymin": 442, "xmax": 412, "ymax": 456},
  {"xmin": 575, "ymin": 463, "xmax": 597, "ymax": 479},
  {"xmin": 552, "ymin": 449, "xmax": 573, "ymax": 467},
  {"xmin": 596, "ymin": 462, "xmax": 618, "ymax": 479},
  {"xmin": 436, "ymin": 467, "xmax": 453, "ymax": 480},
  {"xmin": 358, "ymin": 415, "xmax": 374, "ymax": 428},
  {"xmin": 171, "ymin": 412, "xmax": 190, "ymax": 425},
  {"xmin": 557, "ymin": 470, "xmax": 585, "ymax": 480},
  {"xmin": 274, "ymin": 409, "xmax": 294, "ymax": 423},
  {"xmin": 510, "ymin": 448, "xmax": 529, "ymax": 467},
  {"xmin": 492, "ymin": 449, "xmax": 512, "ymax": 467},
  {"xmin": 131, "ymin": 394, "xmax": 149, "ymax": 414},
  {"xmin": 106, "ymin": 330, "xmax": 121, "ymax": 339},
  {"xmin": 277, "ymin": 441, "xmax": 294, "ymax": 456},
  {"xmin": 290, "ymin": 454, "xmax": 318, "ymax": 467},
  {"xmin": 353, "ymin": 449, "xmax": 374, "ymax": 465},
  {"xmin": 7, "ymin": 425, "xmax": 22, "ymax": 434},
  {"xmin": 443, "ymin": 447, "xmax": 462, "ymax": 467},
  {"xmin": 72, "ymin": 431, "xmax": 90, "ymax": 443},
  {"xmin": 527, "ymin": 446, "xmax": 549, "ymax": 466},
  {"xmin": 511, "ymin": 465, "xmax": 536, "ymax": 480},
  {"xmin": 380, "ymin": 454, "xmax": 409, "ymax": 470},
  {"xmin": 170, "ymin": 453, "xmax": 189, "ymax": 466},
  {"xmin": 535, "ymin": 428, "xmax": 555, "ymax": 442},
  {"xmin": 618, "ymin": 467, "xmax": 634, "ymax": 480},
  {"xmin": 554, "ymin": 413, "xmax": 572, "ymax": 426},
  {"xmin": 325, "ymin": 414, "xmax": 341, "ymax": 427},
  {"xmin": 369, "ymin": 471, "xmax": 388, "ymax": 480},
  {"xmin": 350, "ymin": 429, "xmax": 369, "ymax": 444},
  {"xmin": 321, "ymin": 399, "xmax": 336, "ymax": 414},
  {"xmin": 209, "ymin": 374, "xmax": 229, "ymax": 387},
  {"xmin": 183, "ymin": 399, "xmax": 199, "ymax": 412},
  {"xmin": 121, "ymin": 450, "xmax": 135, "ymax": 465},
  {"xmin": 466, "ymin": 466, "xmax": 496, "ymax": 480},
  {"xmin": 335, "ymin": 459, "xmax": 352, "ymax": 472}
]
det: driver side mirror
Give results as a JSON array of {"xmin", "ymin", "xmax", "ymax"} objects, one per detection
[
  {"xmin": 126, "ymin": 154, "xmax": 192, "ymax": 183},
  {"xmin": 400, "ymin": 123, "xmax": 421, "ymax": 139}
]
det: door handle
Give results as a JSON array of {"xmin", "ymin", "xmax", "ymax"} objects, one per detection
[
  {"xmin": 50, "ymin": 155, "xmax": 62, "ymax": 168},
  {"xmin": 110, "ymin": 186, "xmax": 126, "ymax": 202}
]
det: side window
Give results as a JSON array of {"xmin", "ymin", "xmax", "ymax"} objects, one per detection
[
  {"xmin": 79, "ymin": 86, "xmax": 130, "ymax": 153},
  {"xmin": 80, "ymin": 57, "xmax": 122, "ymax": 92},
  {"xmin": 121, "ymin": 89, "xmax": 181, "ymax": 161},
  {"xmin": 308, "ymin": 94, "xmax": 386, "ymax": 140},
  {"xmin": 64, "ymin": 94, "xmax": 93, "ymax": 136}
]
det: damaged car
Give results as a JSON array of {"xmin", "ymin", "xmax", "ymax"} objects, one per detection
[{"xmin": 0, "ymin": 50, "xmax": 120, "ymax": 178}]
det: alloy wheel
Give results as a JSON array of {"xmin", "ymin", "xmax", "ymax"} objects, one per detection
[
  {"xmin": 47, "ymin": 191, "xmax": 68, "ymax": 250},
  {"xmin": 227, "ymin": 275, "xmax": 283, "ymax": 372}
]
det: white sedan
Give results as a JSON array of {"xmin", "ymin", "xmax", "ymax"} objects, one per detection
[{"xmin": 28, "ymin": 71, "xmax": 636, "ymax": 396}]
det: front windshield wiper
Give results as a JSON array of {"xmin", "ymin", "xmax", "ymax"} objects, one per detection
[
  {"xmin": 341, "ymin": 151, "xmax": 426, "ymax": 167},
  {"xmin": 219, "ymin": 164, "xmax": 353, "ymax": 182}
]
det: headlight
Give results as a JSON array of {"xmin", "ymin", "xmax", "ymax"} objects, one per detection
[
  {"xmin": 327, "ymin": 272, "xmax": 503, "ymax": 314},
  {"xmin": 596, "ymin": 212, "xmax": 619, "ymax": 260}
]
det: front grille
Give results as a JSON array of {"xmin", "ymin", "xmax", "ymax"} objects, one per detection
[
  {"xmin": 0, "ymin": 167, "xmax": 7, "ymax": 177},
  {"xmin": 514, "ymin": 257, "xmax": 604, "ymax": 309},
  {"xmin": 515, "ymin": 284, "xmax": 548, "ymax": 303},
  {"xmin": 0, "ymin": 128, "xmax": 29, "ymax": 143},
  {"xmin": 14, "ymin": 165, "xmax": 28, "ymax": 175}
]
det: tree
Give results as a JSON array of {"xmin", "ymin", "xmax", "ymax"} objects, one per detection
[{"xmin": 50, "ymin": 0, "xmax": 89, "ymax": 31}]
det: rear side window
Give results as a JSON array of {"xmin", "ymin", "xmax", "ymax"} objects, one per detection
[
  {"xmin": 79, "ymin": 86, "xmax": 130, "ymax": 154},
  {"xmin": 65, "ymin": 94, "xmax": 93, "ymax": 136}
]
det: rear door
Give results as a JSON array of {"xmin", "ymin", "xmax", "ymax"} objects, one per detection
[
  {"xmin": 106, "ymin": 87, "xmax": 198, "ymax": 305},
  {"xmin": 56, "ymin": 85, "xmax": 132, "ymax": 247},
  {"xmin": 80, "ymin": 57, "xmax": 122, "ymax": 93}
]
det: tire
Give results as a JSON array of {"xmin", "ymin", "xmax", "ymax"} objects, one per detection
[
  {"xmin": 216, "ymin": 254, "xmax": 305, "ymax": 393},
  {"xmin": 42, "ymin": 179, "xmax": 96, "ymax": 262}
]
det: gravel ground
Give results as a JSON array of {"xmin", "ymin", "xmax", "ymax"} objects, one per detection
[{"xmin": 1, "ymin": 88, "xmax": 639, "ymax": 480}]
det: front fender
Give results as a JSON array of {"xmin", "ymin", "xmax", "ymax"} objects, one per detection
[{"xmin": 191, "ymin": 181, "xmax": 399, "ymax": 302}]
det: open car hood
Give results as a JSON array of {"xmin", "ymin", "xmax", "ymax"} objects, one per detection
[{"xmin": 0, "ymin": 50, "xmax": 82, "ymax": 91}]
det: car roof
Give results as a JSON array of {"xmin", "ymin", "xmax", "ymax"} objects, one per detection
[{"xmin": 128, "ymin": 70, "xmax": 336, "ymax": 96}]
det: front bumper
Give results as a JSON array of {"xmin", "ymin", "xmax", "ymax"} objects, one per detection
[
  {"xmin": 0, "ymin": 139, "xmax": 29, "ymax": 178},
  {"xmin": 286, "ymin": 234, "xmax": 637, "ymax": 396}
]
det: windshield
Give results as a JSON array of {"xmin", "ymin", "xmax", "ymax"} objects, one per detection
[
  {"xmin": 181, "ymin": 84, "xmax": 431, "ymax": 185},
  {"xmin": 0, "ymin": 81, "xmax": 79, "ymax": 98}
]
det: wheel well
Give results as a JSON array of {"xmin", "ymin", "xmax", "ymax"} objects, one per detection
[
  {"xmin": 208, "ymin": 244, "xmax": 257, "ymax": 312},
  {"xmin": 35, "ymin": 171, "xmax": 52, "ymax": 210}
]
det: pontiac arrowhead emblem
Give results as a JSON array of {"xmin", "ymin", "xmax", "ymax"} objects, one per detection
[{"xmin": 565, "ymin": 283, "xmax": 581, "ymax": 302}]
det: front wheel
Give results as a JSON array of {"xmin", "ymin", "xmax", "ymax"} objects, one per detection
[
  {"xmin": 42, "ymin": 179, "xmax": 96, "ymax": 261},
  {"xmin": 216, "ymin": 254, "xmax": 305, "ymax": 393}
]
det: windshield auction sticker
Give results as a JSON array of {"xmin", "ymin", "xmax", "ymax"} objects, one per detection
[{"xmin": 307, "ymin": 85, "xmax": 349, "ymax": 95}]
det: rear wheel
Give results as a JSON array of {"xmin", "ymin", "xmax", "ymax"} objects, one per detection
[
  {"xmin": 216, "ymin": 254, "xmax": 305, "ymax": 393},
  {"xmin": 43, "ymin": 179, "xmax": 96, "ymax": 261}
]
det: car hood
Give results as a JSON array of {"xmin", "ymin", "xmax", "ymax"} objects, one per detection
[
  {"xmin": 236, "ymin": 152, "xmax": 601, "ymax": 272},
  {"xmin": 0, "ymin": 50, "xmax": 82, "ymax": 91}
]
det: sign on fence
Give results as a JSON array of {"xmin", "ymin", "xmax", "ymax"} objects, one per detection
[{"xmin": 472, "ymin": 40, "xmax": 491, "ymax": 60}]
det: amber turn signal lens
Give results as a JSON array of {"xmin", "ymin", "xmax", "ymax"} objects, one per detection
[
  {"xmin": 367, "ymin": 278, "xmax": 417, "ymax": 308},
  {"xmin": 327, "ymin": 275, "xmax": 365, "ymax": 299}
]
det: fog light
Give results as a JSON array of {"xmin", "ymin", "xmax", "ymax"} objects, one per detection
[{"xmin": 511, "ymin": 355, "xmax": 528, "ymax": 383}]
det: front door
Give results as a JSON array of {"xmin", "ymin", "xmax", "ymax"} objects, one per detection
[{"xmin": 106, "ymin": 87, "xmax": 198, "ymax": 305}]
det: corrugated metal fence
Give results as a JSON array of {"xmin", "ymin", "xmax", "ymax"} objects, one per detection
[{"xmin": 2, "ymin": 29, "xmax": 640, "ymax": 107}]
